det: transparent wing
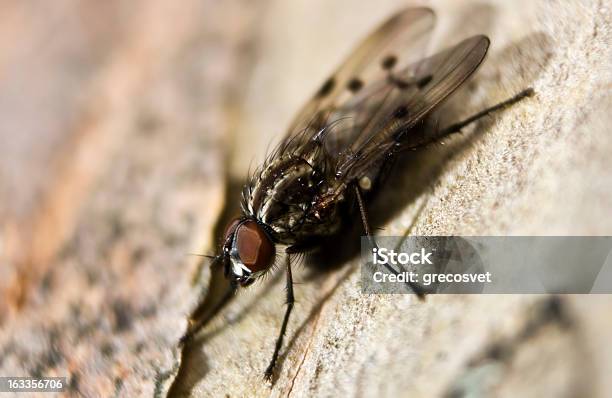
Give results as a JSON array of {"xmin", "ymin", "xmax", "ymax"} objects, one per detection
[
  {"xmin": 277, "ymin": 7, "xmax": 436, "ymax": 157},
  {"xmin": 335, "ymin": 35, "xmax": 490, "ymax": 181},
  {"xmin": 273, "ymin": 8, "xmax": 489, "ymax": 189}
]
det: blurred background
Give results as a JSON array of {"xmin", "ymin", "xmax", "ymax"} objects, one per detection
[{"xmin": 0, "ymin": 0, "xmax": 611, "ymax": 397}]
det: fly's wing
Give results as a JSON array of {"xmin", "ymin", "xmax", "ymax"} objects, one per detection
[
  {"xmin": 275, "ymin": 7, "xmax": 436, "ymax": 159},
  {"xmin": 335, "ymin": 35, "xmax": 490, "ymax": 182}
]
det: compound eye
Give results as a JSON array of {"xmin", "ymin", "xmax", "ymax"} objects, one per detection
[
  {"xmin": 223, "ymin": 218, "xmax": 242, "ymax": 243},
  {"xmin": 234, "ymin": 220, "xmax": 275, "ymax": 273}
]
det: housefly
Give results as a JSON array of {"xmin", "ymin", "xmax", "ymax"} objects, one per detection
[{"xmin": 180, "ymin": 7, "xmax": 534, "ymax": 381}]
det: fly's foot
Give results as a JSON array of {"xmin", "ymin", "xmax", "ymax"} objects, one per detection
[{"xmin": 263, "ymin": 364, "xmax": 275, "ymax": 384}]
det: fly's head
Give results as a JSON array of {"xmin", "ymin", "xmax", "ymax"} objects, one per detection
[{"xmin": 220, "ymin": 217, "xmax": 275, "ymax": 287}]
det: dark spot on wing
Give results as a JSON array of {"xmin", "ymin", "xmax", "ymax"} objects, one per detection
[
  {"xmin": 417, "ymin": 75, "xmax": 433, "ymax": 88},
  {"xmin": 347, "ymin": 78, "xmax": 363, "ymax": 93},
  {"xmin": 317, "ymin": 77, "xmax": 335, "ymax": 98},
  {"xmin": 381, "ymin": 55, "xmax": 397, "ymax": 70},
  {"xmin": 393, "ymin": 105, "xmax": 409, "ymax": 119}
]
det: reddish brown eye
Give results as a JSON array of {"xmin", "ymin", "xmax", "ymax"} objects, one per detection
[
  {"xmin": 234, "ymin": 220, "xmax": 275, "ymax": 273},
  {"xmin": 223, "ymin": 218, "xmax": 242, "ymax": 242}
]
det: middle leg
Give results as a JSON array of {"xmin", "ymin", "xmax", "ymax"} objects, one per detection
[
  {"xmin": 353, "ymin": 184, "xmax": 426, "ymax": 298},
  {"xmin": 264, "ymin": 252, "xmax": 295, "ymax": 381}
]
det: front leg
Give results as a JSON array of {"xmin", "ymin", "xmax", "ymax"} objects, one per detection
[{"xmin": 264, "ymin": 251, "xmax": 295, "ymax": 381}]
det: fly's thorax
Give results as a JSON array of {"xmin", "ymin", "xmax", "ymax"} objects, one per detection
[{"xmin": 243, "ymin": 150, "xmax": 333, "ymax": 237}]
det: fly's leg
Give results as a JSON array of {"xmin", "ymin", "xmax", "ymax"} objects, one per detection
[
  {"xmin": 399, "ymin": 88, "xmax": 535, "ymax": 153},
  {"xmin": 264, "ymin": 252, "xmax": 295, "ymax": 381},
  {"xmin": 179, "ymin": 281, "xmax": 237, "ymax": 346},
  {"xmin": 353, "ymin": 185, "xmax": 426, "ymax": 298},
  {"xmin": 436, "ymin": 88, "xmax": 534, "ymax": 138}
]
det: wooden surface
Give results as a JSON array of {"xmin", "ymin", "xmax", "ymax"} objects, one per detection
[{"xmin": 0, "ymin": 1, "xmax": 611, "ymax": 397}]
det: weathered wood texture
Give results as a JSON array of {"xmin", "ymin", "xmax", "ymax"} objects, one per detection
[{"xmin": 0, "ymin": 1, "xmax": 611, "ymax": 397}]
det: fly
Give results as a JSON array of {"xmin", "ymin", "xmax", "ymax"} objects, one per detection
[{"xmin": 179, "ymin": 7, "xmax": 534, "ymax": 381}]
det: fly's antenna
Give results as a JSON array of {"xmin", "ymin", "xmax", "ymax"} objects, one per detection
[{"xmin": 188, "ymin": 253, "xmax": 217, "ymax": 260}]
